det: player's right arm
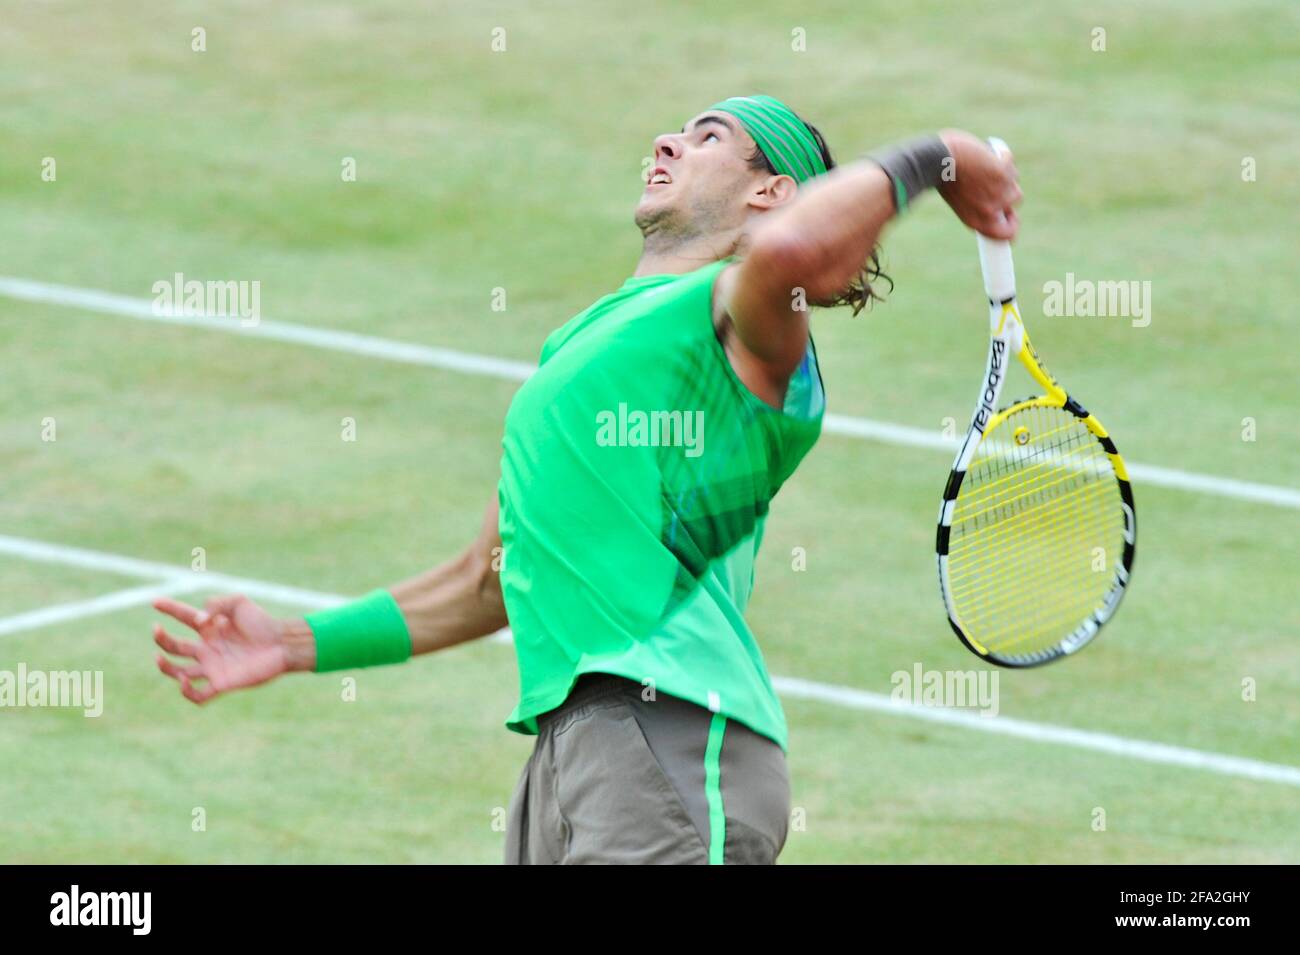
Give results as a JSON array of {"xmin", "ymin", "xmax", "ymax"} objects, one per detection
[
  {"xmin": 719, "ymin": 131, "xmax": 1021, "ymax": 399},
  {"xmin": 152, "ymin": 494, "xmax": 507, "ymax": 704}
]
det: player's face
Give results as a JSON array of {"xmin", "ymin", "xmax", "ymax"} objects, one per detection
[{"xmin": 634, "ymin": 111, "xmax": 768, "ymax": 239}]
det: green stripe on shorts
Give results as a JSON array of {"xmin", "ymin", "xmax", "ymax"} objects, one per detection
[{"xmin": 705, "ymin": 712, "xmax": 728, "ymax": 864}]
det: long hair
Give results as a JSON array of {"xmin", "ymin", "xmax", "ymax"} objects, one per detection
[{"xmin": 745, "ymin": 120, "xmax": 892, "ymax": 315}]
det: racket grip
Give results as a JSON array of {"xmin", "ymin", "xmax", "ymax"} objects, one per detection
[
  {"xmin": 976, "ymin": 137, "xmax": 1016, "ymax": 303},
  {"xmin": 977, "ymin": 234, "xmax": 1016, "ymax": 303}
]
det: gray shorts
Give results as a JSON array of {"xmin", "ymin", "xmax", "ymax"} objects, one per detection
[{"xmin": 504, "ymin": 673, "xmax": 790, "ymax": 864}]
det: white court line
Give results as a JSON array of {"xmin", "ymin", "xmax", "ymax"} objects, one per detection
[
  {"xmin": 772, "ymin": 676, "xmax": 1300, "ymax": 788},
  {"xmin": 0, "ymin": 531, "xmax": 1296, "ymax": 789},
  {"xmin": 0, "ymin": 577, "xmax": 207, "ymax": 637},
  {"xmin": 0, "ymin": 277, "xmax": 537, "ymax": 381},
  {"xmin": 0, "ymin": 534, "xmax": 343, "ymax": 611},
  {"xmin": 3, "ymin": 275, "xmax": 1298, "ymax": 511}
]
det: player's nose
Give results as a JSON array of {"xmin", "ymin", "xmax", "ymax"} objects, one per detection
[{"xmin": 652, "ymin": 134, "xmax": 683, "ymax": 162}]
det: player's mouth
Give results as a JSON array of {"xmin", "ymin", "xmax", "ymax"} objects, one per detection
[{"xmin": 645, "ymin": 166, "xmax": 673, "ymax": 189}]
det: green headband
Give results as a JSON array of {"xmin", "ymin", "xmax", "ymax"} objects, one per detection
[{"xmin": 707, "ymin": 95, "xmax": 827, "ymax": 184}]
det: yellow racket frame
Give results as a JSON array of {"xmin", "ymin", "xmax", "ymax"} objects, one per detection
[{"xmin": 989, "ymin": 302, "xmax": 1129, "ymax": 486}]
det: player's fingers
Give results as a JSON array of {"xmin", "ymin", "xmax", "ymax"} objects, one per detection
[
  {"xmin": 156, "ymin": 654, "xmax": 203, "ymax": 682},
  {"xmin": 993, "ymin": 148, "xmax": 1018, "ymax": 190},
  {"xmin": 201, "ymin": 613, "xmax": 235, "ymax": 644},
  {"xmin": 1001, "ymin": 208, "xmax": 1021, "ymax": 240},
  {"xmin": 153, "ymin": 597, "xmax": 209, "ymax": 631},
  {"xmin": 204, "ymin": 594, "xmax": 247, "ymax": 619},
  {"xmin": 981, "ymin": 210, "xmax": 1016, "ymax": 241},
  {"xmin": 179, "ymin": 674, "xmax": 218, "ymax": 705},
  {"xmin": 153, "ymin": 623, "xmax": 200, "ymax": 659}
]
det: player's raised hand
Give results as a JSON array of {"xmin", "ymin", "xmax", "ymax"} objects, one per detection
[
  {"xmin": 937, "ymin": 130, "xmax": 1022, "ymax": 241},
  {"xmin": 152, "ymin": 594, "xmax": 304, "ymax": 704}
]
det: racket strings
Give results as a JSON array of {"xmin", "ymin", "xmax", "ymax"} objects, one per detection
[
  {"xmin": 946, "ymin": 403, "xmax": 1124, "ymax": 658},
  {"xmin": 965, "ymin": 418, "xmax": 1078, "ymax": 485},
  {"xmin": 950, "ymin": 446, "xmax": 1113, "ymax": 578},
  {"xmin": 956, "ymin": 423, "xmax": 1119, "ymax": 652},
  {"xmin": 951, "ymin": 451, "xmax": 1107, "ymax": 535},
  {"xmin": 955, "ymin": 450, "xmax": 1115, "ymax": 636},
  {"xmin": 948, "ymin": 479, "xmax": 1113, "ymax": 574},
  {"xmin": 955, "ymin": 425, "xmax": 1107, "ymax": 517},
  {"xmin": 947, "ymin": 488, "xmax": 1115, "ymax": 606}
]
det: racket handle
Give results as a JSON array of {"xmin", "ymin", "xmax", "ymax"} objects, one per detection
[{"xmin": 976, "ymin": 137, "xmax": 1016, "ymax": 302}]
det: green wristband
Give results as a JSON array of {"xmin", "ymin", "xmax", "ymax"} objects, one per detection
[{"xmin": 306, "ymin": 589, "xmax": 412, "ymax": 672}]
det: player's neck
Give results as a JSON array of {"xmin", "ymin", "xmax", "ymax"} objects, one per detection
[{"xmin": 633, "ymin": 227, "xmax": 743, "ymax": 277}]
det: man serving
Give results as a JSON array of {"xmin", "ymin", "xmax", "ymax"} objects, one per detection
[{"xmin": 152, "ymin": 95, "xmax": 1020, "ymax": 864}]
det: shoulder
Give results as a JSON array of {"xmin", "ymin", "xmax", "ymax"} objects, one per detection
[{"xmin": 710, "ymin": 262, "xmax": 799, "ymax": 410}]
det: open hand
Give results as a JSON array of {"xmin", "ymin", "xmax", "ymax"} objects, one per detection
[{"xmin": 153, "ymin": 594, "xmax": 290, "ymax": 704}]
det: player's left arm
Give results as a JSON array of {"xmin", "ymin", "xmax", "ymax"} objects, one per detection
[{"xmin": 151, "ymin": 494, "xmax": 507, "ymax": 704}]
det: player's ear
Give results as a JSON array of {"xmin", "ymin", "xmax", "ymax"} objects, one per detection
[{"xmin": 749, "ymin": 174, "xmax": 798, "ymax": 211}]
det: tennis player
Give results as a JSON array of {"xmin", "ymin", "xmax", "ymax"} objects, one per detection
[{"xmin": 152, "ymin": 95, "xmax": 1020, "ymax": 864}]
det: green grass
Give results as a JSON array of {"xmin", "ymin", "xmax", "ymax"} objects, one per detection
[{"xmin": 0, "ymin": 0, "xmax": 1296, "ymax": 863}]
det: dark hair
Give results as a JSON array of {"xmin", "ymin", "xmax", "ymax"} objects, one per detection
[{"xmin": 746, "ymin": 120, "xmax": 892, "ymax": 315}]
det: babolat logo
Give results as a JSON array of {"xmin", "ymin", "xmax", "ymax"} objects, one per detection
[
  {"xmin": 973, "ymin": 339, "xmax": 1007, "ymax": 433},
  {"xmin": 49, "ymin": 885, "xmax": 151, "ymax": 935}
]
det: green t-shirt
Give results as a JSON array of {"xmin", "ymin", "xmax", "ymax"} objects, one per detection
[{"xmin": 498, "ymin": 258, "xmax": 824, "ymax": 750}]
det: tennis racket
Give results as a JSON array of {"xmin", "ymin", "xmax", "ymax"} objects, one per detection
[{"xmin": 935, "ymin": 138, "xmax": 1136, "ymax": 667}]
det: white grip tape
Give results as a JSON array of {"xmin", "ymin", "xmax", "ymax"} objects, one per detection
[
  {"xmin": 976, "ymin": 137, "xmax": 1016, "ymax": 302},
  {"xmin": 977, "ymin": 234, "xmax": 1016, "ymax": 302}
]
